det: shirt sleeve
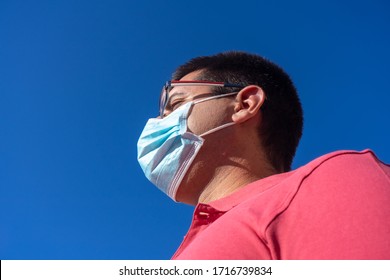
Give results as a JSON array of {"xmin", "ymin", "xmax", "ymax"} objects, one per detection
[{"xmin": 266, "ymin": 151, "xmax": 390, "ymax": 259}]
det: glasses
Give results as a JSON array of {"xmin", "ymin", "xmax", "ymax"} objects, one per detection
[{"xmin": 159, "ymin": 80, "xmax": 245, "ymax": 117}]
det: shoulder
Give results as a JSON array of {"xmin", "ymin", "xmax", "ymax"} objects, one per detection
[
  {"xmin": 266, "ymin": 150, "xmax": 390, "ymax": 259},
  {"xmin": 299, "ymin": 149, "xmax": 390, "ymax": 187},
  {"xmin": 291, "ymin": 149, "xmax": 390, "ymax": 205}
]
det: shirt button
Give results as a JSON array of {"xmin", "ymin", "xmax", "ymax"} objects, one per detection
[{"xmin": 197, "ymin": 211, "xmax": 210, "ymax": 219}]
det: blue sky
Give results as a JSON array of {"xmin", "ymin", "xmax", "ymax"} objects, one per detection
[{"xmin": 1, "ymin": 0, "xmax": 389, "ymax": 259}]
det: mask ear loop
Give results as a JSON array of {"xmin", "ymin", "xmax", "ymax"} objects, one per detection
[
  {"xmin": 200, "ymin": 122, "xmax": 235, "ymax": 137},
  {"xmin": 193, "ymin": 91, "xmax": 238, "ymax": 105}
]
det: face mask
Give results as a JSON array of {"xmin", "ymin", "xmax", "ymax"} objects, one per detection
[{"xmin": 137, "ymin": 92, "xmax": 237, "ymax": 201}]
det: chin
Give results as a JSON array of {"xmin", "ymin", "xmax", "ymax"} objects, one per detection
[{"xmin": 174, "ymin": 189, "xmax": 198, "ymax": 206}]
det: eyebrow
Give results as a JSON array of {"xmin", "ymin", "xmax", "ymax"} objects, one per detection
[
  {"xmin": 164, "ymin": 91, "xmax": 189, "ymax": 104},
  {"xmin": 168, "ymin": 91, "xmax": 188, "ymax": 99}
]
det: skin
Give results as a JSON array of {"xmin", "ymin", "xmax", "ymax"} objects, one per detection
[{"xmin": 164, "ymin": 70, "xmax": 276, "ymax": 205}]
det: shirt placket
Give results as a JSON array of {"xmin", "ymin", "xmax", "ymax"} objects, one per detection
[{"xmin": 172, "ymin": 203, "xmax": 226, "ymax": 258}]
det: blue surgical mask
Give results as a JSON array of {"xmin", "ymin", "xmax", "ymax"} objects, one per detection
[{"xmin": 137, "ymin": 92, "xmax": 237, "ymax": 201}]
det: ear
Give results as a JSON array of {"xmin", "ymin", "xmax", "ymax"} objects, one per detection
[{"xmin": 232, "ymin": 85, "xmax": 266, "ymax": 124}]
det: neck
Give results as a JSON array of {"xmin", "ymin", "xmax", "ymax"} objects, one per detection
[
  {"xmin": 175, "ymin": 121, "xmax": 278, "ymax": 205},
  {"xmin": 197, "ymin": 157, "xmax": 277, "ymax": 204}
]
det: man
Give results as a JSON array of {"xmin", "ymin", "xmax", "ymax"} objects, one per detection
[{"xmin": 137, "ymin": 51, "xmax": 390, "ymax": 259}]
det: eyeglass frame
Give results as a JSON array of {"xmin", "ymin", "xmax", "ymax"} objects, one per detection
[{"xmin": 159, "ymin": 80, "xmax": 246, "ymax": 118}]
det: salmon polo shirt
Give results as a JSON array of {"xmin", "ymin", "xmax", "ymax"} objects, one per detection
[{"xmin": 172, "ymin": 150, "xmax": 390, "ymax": 259}]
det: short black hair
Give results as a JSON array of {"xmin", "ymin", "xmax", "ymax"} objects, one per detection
[{"xmin": 172, "ymin": 51, "xmax": 303, "ymax": 172}]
